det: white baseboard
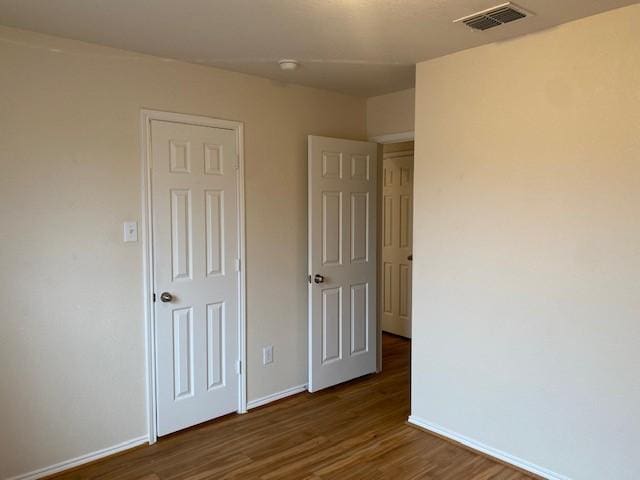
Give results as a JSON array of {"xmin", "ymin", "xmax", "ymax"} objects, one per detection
[
  {"xmin": 11, "ymin": 383, "xmax": 306, "ymax": 480},
  {"xmin": 407, "ymin": 416, "xmax": 570, "ymax": 480},
  {"xmin": 7, "ymin": 435, "xmax": 149, "ymax": 480},
  {"xmin": 247, "ymin": 384, "xmax": 308, "ymax": 410}
]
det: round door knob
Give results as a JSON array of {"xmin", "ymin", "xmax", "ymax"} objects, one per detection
[
  {"xmin": 407, "ymin": 254, "xmax": 413, "ymax": 261},
  {"xmin": 160, "ymin": 292, "xmax": 173, "ymax": 303},
  {"xmin": 314, "ymin": 274, "xmax": 325, "ymax": 284}
]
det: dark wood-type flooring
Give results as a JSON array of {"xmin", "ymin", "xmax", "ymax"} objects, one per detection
[{"xmin": 50, "ymin": 334, "xmax": 533, "ymax": 480}]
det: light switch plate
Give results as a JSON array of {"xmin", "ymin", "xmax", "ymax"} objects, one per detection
[
  {"xmin": 262, "ymin": 345, "xmax": 273, "ymax": 365},
  {"xmin": 123, "ymin": 221, "xmax": 138, "ymax": 242}
]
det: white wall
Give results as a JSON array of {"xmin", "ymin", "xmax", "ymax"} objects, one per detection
[
  {"xmin": 411, "ymin": 5, "xmax": 640, "ymax": 480},
  {"xmin": 0, "ymin": 26, "xmax": 366, "ymax": 479},
  {"xmin": 366, "ymin": 88, "xmax": 415, "ymax": 139}
]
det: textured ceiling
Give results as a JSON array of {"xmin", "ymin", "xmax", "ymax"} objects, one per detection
[{"xmin": 0, "ymin": 0, "xmax": 637, "ymax": 96}]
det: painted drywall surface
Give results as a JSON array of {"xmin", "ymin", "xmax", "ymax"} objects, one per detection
[
  {"xmin": 366, "ymin": 88, "xmax": 415, "ymax": 139},
  {"xmin": 411, "ymin": 5, "xmax": 640, "ymax": 479},
  {"xmin": 0, "ymin": 26, "xmax": 366, "ymax": 479}
]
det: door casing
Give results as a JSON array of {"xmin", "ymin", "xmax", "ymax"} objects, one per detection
[{"xmin": 140, "ymin": 109, "xmax": 247, "ymax": 444}]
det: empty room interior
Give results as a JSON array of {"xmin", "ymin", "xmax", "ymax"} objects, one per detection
[{"xmin": 1, "ymin": 1, "xmax": 639, "ymax": 479}]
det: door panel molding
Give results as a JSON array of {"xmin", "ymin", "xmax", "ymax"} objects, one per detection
[{"xmin": 140, "ymin": 109, "xmax": 246, "ymax": 444}]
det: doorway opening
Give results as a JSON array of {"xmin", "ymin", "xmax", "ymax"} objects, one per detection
[
  {"xmin": 141, "ymin": 110, "xmax": 247, "ymax": 443},
  {"xmin": 306, "ymin": 135, "xmax": 413, "ymax": 391},
  {"xmin": 379, "ymin": 140, "xmax": 413, "ymax": 377}
]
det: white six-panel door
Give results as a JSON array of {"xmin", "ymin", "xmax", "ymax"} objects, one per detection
[
  {"xmin": 151, "ymin": 120, "xmax": 239, "ymax": 436},
  {"xmin": 308, "ymin": 136, "xmax": 378, "ymax": 392},
  {"xmin": 382, "ymin": 154, "xmax": 413, "ymax": 338}
]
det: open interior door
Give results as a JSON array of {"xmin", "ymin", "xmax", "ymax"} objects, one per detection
[{"xmin": 308, "ymin": 135, "xmax": 378, "ymax": 392}]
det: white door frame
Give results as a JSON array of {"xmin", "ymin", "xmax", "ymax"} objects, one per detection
[
  {"xmin": 368, "ymin": 131, "xmax": 414, "ymax": 144},
  {"xmin": 140, "ymin": 109, "xmax": 247, "ymax": 444}
]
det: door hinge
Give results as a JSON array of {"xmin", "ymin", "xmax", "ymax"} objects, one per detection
[
  {"xmin": 235, "ymin": 155, "xmax": 240, "ymax": 170},
  {"xmin": 153, "ymin": 293, "xmax": 156, "ymax": 302},
  {"xmin": 236, "ymin": 360, "xmax": 242, "ymax": 375},
  {"xmin": 235, "ymin": 258, "xmax": 241, "ymax": 271}
]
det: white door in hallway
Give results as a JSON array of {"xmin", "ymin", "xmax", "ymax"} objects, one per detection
[
  {"xmin": 151, "ymin": 119, "xmax": 240, "ymax": 436},
  {"xmin": 308, "ymin": 135, "xmax": 378, "ymax": 392},
  {"xmin": 381, "ymin": 154, "xmax": 413, "ymax": 338}
]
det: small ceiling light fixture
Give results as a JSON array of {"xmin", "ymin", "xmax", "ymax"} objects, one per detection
[{"xmin": 278, "ymin": 59, "xmax": 300, "ymax": 71}]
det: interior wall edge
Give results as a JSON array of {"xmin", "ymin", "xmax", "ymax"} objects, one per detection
[
  {"xmin": 246, "ymin": 383, "xmax": 308, "ymax": 410},
  {"xmin": 5, "ymin": 436, "xmax": 149, "ymax": 480},
  {"xmin": 407, "ymin": 416, "xmax": 570, "ymax": 480}
]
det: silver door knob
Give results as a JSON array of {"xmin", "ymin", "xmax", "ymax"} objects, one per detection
[
  {"xmin": 160, "ymin": 292, "xmax": 173, "ymax": 303},
  {"xmin": 313, "ymin": 274, "xmax": 325, "ymax": 284}
]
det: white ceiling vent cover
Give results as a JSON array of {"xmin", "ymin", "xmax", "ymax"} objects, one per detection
[{"xmin": 454, "ymin": 2, "xmax": 533, "ymax": 31}]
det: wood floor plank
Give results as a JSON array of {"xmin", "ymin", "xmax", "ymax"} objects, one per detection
[{"xmin": 48, "ymin": 335, "xmax": 533, "ymax": 480}]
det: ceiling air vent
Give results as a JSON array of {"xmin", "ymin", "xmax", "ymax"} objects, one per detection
[{"xmin": 454, "ymin": 2, "xmax": 532, "ymax": 31}]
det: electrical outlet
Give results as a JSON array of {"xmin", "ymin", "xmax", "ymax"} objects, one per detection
[{"xmin": 262, "ymin": 345, "xmax": 273, "ymax": 365}]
